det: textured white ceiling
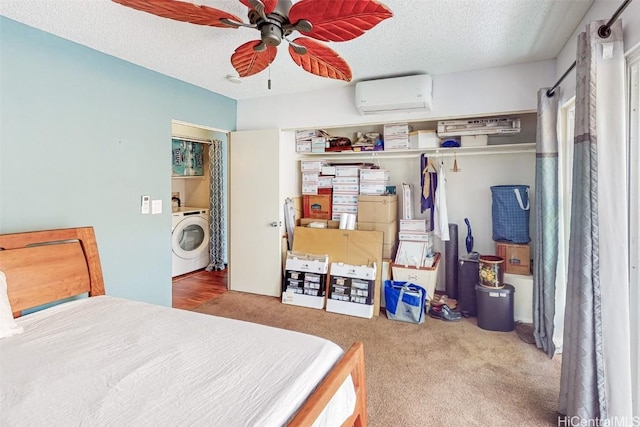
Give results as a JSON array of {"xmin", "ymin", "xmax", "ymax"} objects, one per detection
[{"xmin": 1, "ymin": 0, "xmax": 595, "ymax": 100}]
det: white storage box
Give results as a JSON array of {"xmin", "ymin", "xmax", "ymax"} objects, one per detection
[
  {"xmin": 383, "ymin": 138, "xmax": 409, "ymax": 150},
  {"xmin": 332, "ymin": 176, "xmax": 359, "ymax": 185},
  {"xmin": 330, "ymin": 262, "xmax": 376, "ymax": 280},
  {"xmin": 359, "ymin": 182, "xmax": 387, "ymax": 195},
  {"xmin": 302, "ymin": 183, "xmax": 319, "ymax": 195},
  {"xmin": 332, "ymin": 204, "xmax": 358, "ymax": 214},
  {"xmin": 296, "ymin": 141, "xmax": 312, "ymax": 152},
  {"xmin": 334, "ymin": 166, "xmax": 360, "ymax": 177},
  {"xmin": 383, "ymin": 123, "xmax": 412, "ymax": 137},
  {"xmin": 302, "ymin": 172, "xmax": 319, "ymax": 182},
  {"xmin": 326, "ymin": 299, "xmax": 374, "ymax": 319},
  {"xmin": 333, "ymin": 193, "xmax": 359, "ymax": 205},
  {"xmin": 399, "ymin": 219, "xmax": 428, "ymax": 232},
  {"xmin": 391, "ymin": 253, "xmax": 441, "ymax": 301},
  {"xmin": 285, "ymin": 251, "xmax": 329, "ymax": 274},
  {"xmin": 398, "ymin": 231, "xmax": 433, "ymax": 244},
  {"xmin": 360, "ymin": 169, "xmax": 390, "ymax": 181},
  {"xmin": 282, "ymin": 292, "xmax": 325, "ymax": 309},
  {"xmin": 317, "ymin": 176, "xmax": 333, "ymax": 188},
  {"xmin": 301, "ymin": 160, "xmax": 324, "ymax": 171},
  {"xmin": 461, "ymin": 134, "xmax": 488, "ymax": 147},
  {"xmin": 321, "ymin": 165, "xmax": 336, "ymax": 176},
  {"xmin": 296, "ymin": 129, "xmax": 322, "ymax": 139},
  {"xmin": 333, "ymin": 183, "xmax": 360, "ymax": 193},
  {"xmin": 409, "ymin": 130, "xmax": 441, "ymax": 149}
]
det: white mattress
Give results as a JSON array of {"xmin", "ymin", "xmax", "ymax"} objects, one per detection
[{"xmin": 0, "ymin": 296, "xmax": 355, "ymax": 426}]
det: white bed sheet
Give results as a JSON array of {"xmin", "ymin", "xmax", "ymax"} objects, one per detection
[{"xmin": 0, "ymin": 296, "xmax": 355, "ymax": 426}]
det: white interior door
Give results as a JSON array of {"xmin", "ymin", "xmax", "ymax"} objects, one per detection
[{"xmin": 229, "ymin": 129, "xmax": 282, "ymax": 296}]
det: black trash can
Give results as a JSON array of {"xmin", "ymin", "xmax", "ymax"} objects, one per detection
[
  {"xmin": 458, "ymin": 255, "xmax": 479, "ymax": 316},
  {"xmin": 475, "ymin": 284, "xmax": 515, "ymax": 332}
]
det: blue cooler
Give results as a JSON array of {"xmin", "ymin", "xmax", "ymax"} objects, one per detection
[{"xmin": 475, "ymin": 284, "xmax": 515, "ymax": 332}]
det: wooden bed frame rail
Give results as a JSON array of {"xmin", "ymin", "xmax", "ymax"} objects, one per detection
[
  {"xmin": 290, "ymin": 340, "xmax": 368, "ymax": 426},
  {"xmin": 0, "ymin": 226, "xmax": 367, "ymax": 425}
]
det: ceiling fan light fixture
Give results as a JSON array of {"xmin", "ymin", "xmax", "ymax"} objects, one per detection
[{"xmin": 226, "ymin": 74, "xmax": 242, "ymax": 84}]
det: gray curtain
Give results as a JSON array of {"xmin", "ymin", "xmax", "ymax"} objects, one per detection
[
  {"xmin": 559, "ymin": 19, "xmax": 632, "ymax": 422},
  {"xmin": 533, "ymin": 89, "xmax": 558, "ymax": 358},
  {"xmin": 206, "ymin": 139, "xmax": 226, "ymax": 271}
]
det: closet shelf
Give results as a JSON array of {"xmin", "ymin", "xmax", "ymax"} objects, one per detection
[
  {"xmin": 297, "ymin": 143, "xmax": 536, "ymax": 160},
  {"xmin": 171, "ymin": 175, "xmax": 206, "ymax": 180}
]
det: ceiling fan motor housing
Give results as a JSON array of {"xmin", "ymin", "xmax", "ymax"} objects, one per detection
[{"xmin": 248, "ymin": 0, "xmax": 293, "ymax": 46}]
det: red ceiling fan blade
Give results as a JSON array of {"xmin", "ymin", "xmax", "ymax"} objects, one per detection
[
  {"xmin": 231, "ymin": 40, "xmax": 278, "ymax": 77},
  {"xmin": 239, "ymin": 0, "xmax": 277, "ymax": 15},
  {"xmin": 288, "ymin": 0, "xmax": 392, "ymax": 42},
  {"xmin": 289, "ymin": 38, "xmax": 352, "ymax": 81},
  {"xmin": 112, "ymin": 0, "xmax": 243, "ymax": 28}
]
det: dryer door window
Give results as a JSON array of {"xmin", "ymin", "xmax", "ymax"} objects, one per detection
[
  {"xmin": 172, "ymin": 216, "xmax": 209, "ymax": 259},
  {"xmin": 178, "ymin": 224, "xmax": 205, "ymax": 252}
]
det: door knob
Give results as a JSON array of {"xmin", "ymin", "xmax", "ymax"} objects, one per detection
[{"xmin": 270, "ymin": 221, "xmax": 281, "ymax": 227}]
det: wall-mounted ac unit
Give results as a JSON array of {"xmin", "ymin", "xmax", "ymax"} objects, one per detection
[{"xmin": 355, "ymin": 74, "xmax": 432, "ymax": 115}]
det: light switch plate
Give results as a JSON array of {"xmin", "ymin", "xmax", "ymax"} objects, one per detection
[{"xmin": 151, "ymin": 199, "xmax": 162, "ymax": 214}]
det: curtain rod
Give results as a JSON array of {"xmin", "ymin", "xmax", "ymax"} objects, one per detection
[{"xmin": 546, "ymin": 0, "xmax": 633, "ymax": 97}]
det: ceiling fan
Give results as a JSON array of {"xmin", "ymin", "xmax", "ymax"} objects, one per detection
[{"xmin": 112, "ymin": 0, "xmax": 393, "ymax": 82}]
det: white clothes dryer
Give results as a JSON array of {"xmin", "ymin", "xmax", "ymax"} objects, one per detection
[{"xmin": 171, "ymin": 207, "xmax": 210, "ymax": 277}]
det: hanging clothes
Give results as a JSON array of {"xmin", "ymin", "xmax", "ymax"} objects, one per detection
[
  {"xmin": 420, "ymin": 154, "xmax": 437, "ymax": 231},
  {"xmin": 433, "ymin": 161, "xmax": 450, "ymax": 241}
]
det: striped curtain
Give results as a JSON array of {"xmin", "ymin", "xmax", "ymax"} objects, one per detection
[
  {"xmin": 206, "ymin": 139, "xmax": 226, "ymax": 271},
  {"xmin": 558, "ymin": 20, "xmax": 632, "ymax": 423},
  {"xmin": 533, "ymin": 89, "xmax": 558, "ymax": 358}
]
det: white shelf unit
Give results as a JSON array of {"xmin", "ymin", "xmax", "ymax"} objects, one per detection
[{"xmin": 297, "ymin": 143, "xmax": 536, "ymax": 160}]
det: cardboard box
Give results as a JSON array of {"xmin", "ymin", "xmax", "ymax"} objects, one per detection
[
  {"xmin": 382, "ymin": 241, "xmax": 398, "ymax": 260},
  {"xmin": 357, "ymin": 195, "xmax": 398, "ymax": 223},
  {"xmin": 391, "ymin": 253, "xmax": 441, "ymax": 301},
  {"xmin": 495, "ymin": 241, "xmax": 531, "ymax": 275},
  {"xmin": 303, "ymin": 188, "xmax": 332, "ymax": 219},
  {"xmin": 357, "ymin": 220, "xmax": 398, "ymax": 245}
]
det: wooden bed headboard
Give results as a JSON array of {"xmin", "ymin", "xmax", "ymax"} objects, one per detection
[{"xmin": 0, "ymin": 227, "xmax": 105, "ymax": 316}]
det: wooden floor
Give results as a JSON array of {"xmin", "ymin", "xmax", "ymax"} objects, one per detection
[{"xmin": 172, "ymin": 268, "xmax": 228, "ymax": 310}]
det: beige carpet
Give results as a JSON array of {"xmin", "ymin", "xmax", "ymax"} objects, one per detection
[{"xmin": 191, "ymin": 292, "xmax": 561, "ymax": 427}]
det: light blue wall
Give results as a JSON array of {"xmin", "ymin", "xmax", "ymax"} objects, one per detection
[{"xmin": 0, "ymin": 17, "xmax": 236, "ymax": 307}]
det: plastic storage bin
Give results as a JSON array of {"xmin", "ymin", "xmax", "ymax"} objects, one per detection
[{"xmin": 475, "ymin": 284, "xmax": 515, "ymax": 331}]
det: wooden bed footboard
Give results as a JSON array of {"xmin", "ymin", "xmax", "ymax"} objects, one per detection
[
  {"xmin": 289, "ymin": 341, "xmax": 367, "ymax": 427},
  {"xmin": 0, "ymin": 226, "xmax": 105, "ymax": 316}
]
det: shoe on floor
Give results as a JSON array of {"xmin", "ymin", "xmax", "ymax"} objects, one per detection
[{"xmin": 430, "ymin": 304, "xmax": 462, "ymax": 322}]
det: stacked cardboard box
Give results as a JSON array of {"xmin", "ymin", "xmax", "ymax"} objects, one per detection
[
  {"xmin": 357, "ymin": 194, "xmax": 398, "ymax": 259},
  {"xmin": 331, "ymin": 165, "xmax": 360, "ymax": 221},
  {"xmin": 359, "ymin": 168, "xmax": 390, "ymax": 195},
  {"xmin": 383, "ymin": 123, "xmax": 411, "ymax": 151},
  {"xmin": 296, "ymin": 129, "xmax": 324, "ymax": 153}
]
